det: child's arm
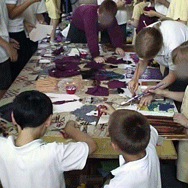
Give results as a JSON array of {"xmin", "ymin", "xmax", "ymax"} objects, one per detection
[
  {"xmin": 64, "ymin": 121, "xmax": 97, "ymax": 155},
  {"xmin": 6, "ymin": 0, "xmax": 41, "ymax": 19},
  {"xmin": 0, "ymin": 37, "xmax": 18, "ymax": 62},
  {"xmin": 128, "ymin": 59, "xmax": 149, "ymax": 94}
]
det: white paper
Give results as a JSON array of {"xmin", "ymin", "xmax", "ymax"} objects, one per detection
[{"xmin": 29, "ymin": 23, "xmax": 53, "ymax": 42}]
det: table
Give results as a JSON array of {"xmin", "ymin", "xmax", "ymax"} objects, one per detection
[{"xmin": 0, "ymin": 43, "xmax": 179, "ymax": 159}]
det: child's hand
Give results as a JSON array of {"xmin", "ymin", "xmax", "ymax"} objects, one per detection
[
  {"xmin": 10, "ymin": 38, "xmax": 20, "ymax": 50},
  {"xmin": 94, "ymin": 56, "xmax": 106, "ymax": 63},
  {"xmin": 128, "ymin": 79, "xmax": 139, "ymax": 94},
  {"xmin": 173, "ymin": 113, "xmax": 188, "ymax": 128},
  {"xmin": 99, "ymin": 103, "xmax": 115, "ymax": 115},
  {"xmin": 6, "ymin": 44, "xmax": 18, "ymax": 62},
  {"xmin": 138, "ymin": 94, "xmax": 154, "ymax": 108},
  {"xmin": 115, "ymin": 47, "xmax": 125, "ymax": 56}
]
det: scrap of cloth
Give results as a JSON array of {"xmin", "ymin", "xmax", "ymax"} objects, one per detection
[
  {"xmin": 86, "ymin": 85, "xmax": 109, "ymax": 96},
  {"xmin": 91, "ymin": 70, "xmax": 124, "ymax": 81},
  {"xmin": 107, "ymin": 80, "xmax": 127, "ymax": 89},
  {"xmin": 106, "ymin": 57, "xmax": 131, "ymax": 65},
  {"xmin": 84, "ymin": 61, "xmax": 105, "ymax": 69},
  {"xmin": 52, "ymin": 46, "xmax": 64, "ymax": 56},
  {"xmin": 53, "ymin": 56, "xmax": 81, "ymax": 64},
  {"xmin": 71, "ymin": 105, "xmax": 97, "ymax": 122}
]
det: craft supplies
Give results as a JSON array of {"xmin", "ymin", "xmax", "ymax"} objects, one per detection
[{"xmin": 65, "ymin": 85, "xmax": 77, "ymax": 94}]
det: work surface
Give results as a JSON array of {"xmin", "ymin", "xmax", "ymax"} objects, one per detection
[{"xmin": 0, "ymin": 42, "xmax": 183, "ymax": 159}]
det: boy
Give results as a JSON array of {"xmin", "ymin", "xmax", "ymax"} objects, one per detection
[
  {"xmin": 128, "ymin": 20, "xmax": 188, "ymax": 106},
  {"xmin": 67, "ymin": 0, "xmax": 125, "ymax": 63},
  {"xmin": 150, "ymin": 41, "xmax": 188, "ymax": 184},
  {"xmin": 0, "ymin": 90, "xmax": 97, "ymax": 188},
  {"xmin": 101, "ymin": 104, "xmax": 161, "ymax": 188},
  {"xmin": 0, "ymin": 0, "xmax": 18, "ymax": 98}
]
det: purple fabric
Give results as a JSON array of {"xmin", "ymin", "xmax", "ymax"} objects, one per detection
[
  {"xmin": 130, "ymin": 53, "xmax": 139, "ymax": 63},
  {"xmin": 48, "ymin": 68, "xmax": 80, "ymax": 78},
  {"xmin": 52, "ymin": 47, "xmax": 64, "ymax": 56},
  {"xmin": 106, "ymin": 57, "xmax": 127, "ymax": 64},
  {"xmin": 71, "ymin": 5, "xmax": 123, "ymax": 58},
  {"xmin": 136, "ymin": 6, "xmax": 158, "ymax": 33},
  {"xmin": 107, "ymin": 80, "xmax": 127, "ymax": 88},
  {"xmin": 54, "ymin": 56, "xmax": 81, "ymax": 64},
  {"xmin": 86, "ymin": 85, "xmax": 109, "ymax": 96},
  {"xmin": 55, "ymin": 62, "xmax": 80, "ymax": 71},
  {"xmin": 84, "ymin": 61, "xmax": 105, "ymax": 69}
]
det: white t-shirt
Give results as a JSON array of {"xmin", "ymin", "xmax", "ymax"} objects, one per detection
[
  {"xmin": 155, "ymin": 0, "xmax": 171, "ymax": 16},
  {"xmin": 6, "ymin": 0, "xmax": 24, "ymax": 32},
  {"xmin": 0, "ymin": 0, "xmax": 9, "ymax": 63},
  {"xmin": 0, "ymin": 136, "xmax": 89, "ymax": 188},
  {"xmin": 97, "ymin": 0, "xmax": 127, "ymax": 25},
  {"xmin": 104, "ymin": 125, "xmax": 161, "ymax": 188},
  {"xmin": 22, "ymin": 0, "xmax": 46, "ymax": 25},
  {"xmin": 154, "ymin": 20, "xmax": 188, "ymax": 70}
]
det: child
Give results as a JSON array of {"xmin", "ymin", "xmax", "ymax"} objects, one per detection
[
  {"xmin": 149, "ymin": 40, "xmax": 188, "ymax": 184},
  {"xmin": 101, "ymin": 104, "xmax": 161, "ymax": 188},
  {"xmin": 67, "ymin": 0, "xmax": 125, "ymax": 63},
  {"xmin": 0, "ymin": 0, "xmax": 18, "ymax": 98},
  {"xmin": 0, "ymin": 90, "xmax": 97, "ymax": 188},
  {"xmin": 128, "ymin": 20, "xmax": 188, "ymax": 106},
  {"xmin": 45, "ymin": 0, "xmax": 61, "ymax": 44}
]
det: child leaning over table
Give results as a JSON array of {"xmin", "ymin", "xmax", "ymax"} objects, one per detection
[
  {"xmin": 128, "ymin": 20, "xmax": 188, "ymax": 107},
  {"xmin": 100, "ymin": 104, "xmax": 161, "ymax": 188},
  {"xmin": 149, "ymin": 40, "xmax": 188, "ymax": 184},
  {"xmin": 66, "ymin": 0, "xmax": 125, "ymax": 63},
  {"xmin": 0, "ymin": 90, "xmax": 97, "ymax": 188}
]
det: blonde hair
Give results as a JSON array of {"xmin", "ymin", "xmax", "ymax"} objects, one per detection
[
  {"xmin": 172, "ymin": 41, "xmax": 188, "ymax": 65},
  {"xmin": 135, "ymin": 27, "xmax": 163, "ymax": 59}
]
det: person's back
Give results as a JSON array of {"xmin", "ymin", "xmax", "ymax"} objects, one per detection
[
  {"xmin": 0, "ymin": 90, "xmax": 97, "ymax": 188},
  {"xmin": 100, "ymin": 106, "xmax": 161, "ymax": 188}
]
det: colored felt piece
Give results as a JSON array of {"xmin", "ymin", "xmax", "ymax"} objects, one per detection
[
  {"xmin": 48, "ymin": 68, "xmax": 80, "ymax": 78},
  {"xmin": 107, "ymin": 80, "xmax": 127, "ymax": 88},
  {"xmin": 106, "ymin": 57, "xmax": 128, "ymax": 64},
  {"xmin": 52, "ymin": 47, "xmax": 64, "ymax": 56},
  {"xmin": 53, "ymin": 56, "xmax": 81, "ymax": 64},
  {"xmin": 86, "ymin": 85, "xmax": 109, "ymax": 96},
  {"xmin": 130, "ymin": 53, "xmax": 139, "ymax": 63},
  {"xmin": 55, "ymin": 62, "xmax": 80, "ymax": 71},
  {"xmin": 71, "ymin": 105, "xmax": 97, "ymax": 122},
  {"xmin": 84, "ymin": 61, "xmax": 105, "ymax": 69},
  {"xmin": 92, "ymin": 70, "xmax": 124, "ymax": 81}
]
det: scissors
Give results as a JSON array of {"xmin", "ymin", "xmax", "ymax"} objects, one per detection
[{"xmin": 95, "ymin": 105, "xmax": 107, "ymax": 126}]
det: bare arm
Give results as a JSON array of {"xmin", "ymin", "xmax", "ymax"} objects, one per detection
[
  {"xmin": 0, "ymin": 37, "xmax": 18, "ymax": 62},
  {"xmin": 64, "ymin": 121, "xmax": 97, "ymax": 155},
  {"xmin": 6, "ymin": 0, "xmax": 40, "ymax": 19}
]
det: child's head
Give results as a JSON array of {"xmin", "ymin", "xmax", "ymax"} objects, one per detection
[
  {"xmin": 98, "ymin": 0, "xmax": 117, "ymax": 26},
  {"xmin": 172, "ymin": 41, "xmax": 188, "ymax": 79},
  {"xmin": 12, "ymin": 90, "xmax": 53, "ymax": 130},
  {"xmin": 135, "ymin": 27, "xmax": 163, "ymax": 60},
  {"xmin": 108, "ymin": 109, "xmax": 150, "ymax": 155}
]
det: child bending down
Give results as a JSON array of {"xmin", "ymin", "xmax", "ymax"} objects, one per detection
[
  {"xmin": 128, "ymin": 20, "xmax": 188, "ymax": 107},
  {"xmin": 46, "ymin": 0, "xmax": 61, "ymax": 44},
  {"xmin": 100, "ymin": 104, "xmax": 161, "ymax": 188},
  {"xmin": 0, "ymin": 90, "xmax": 97, "ymax": 188},
  {"xmin": 67, "ymin": 0, "xmax": 125, "ymax": 63},
  {"xmin": 149, "ymin": 41, "xmax": 188, "ymax": 184}
]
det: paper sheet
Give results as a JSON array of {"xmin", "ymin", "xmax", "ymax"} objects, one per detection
[{"xmin": 29, "ymin": 23, "xmax": 53, "ymax": 42}]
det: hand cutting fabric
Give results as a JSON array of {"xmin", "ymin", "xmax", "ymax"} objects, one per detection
[
  {"xmin": 128, "ymin": 79, "xmax": 139, "ymax": 95},
  {"xmin": 115, "ymin": 47, "xmax": 125, "ymax": 56}
]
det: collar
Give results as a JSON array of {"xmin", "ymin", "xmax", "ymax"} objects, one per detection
[
  {"xmin": 111, "ymin": 151, "xmax": 148, "ymax": 176},
  {"xmin": 7, "ymin": 135, "xmax": 44, "ymax": 154}
]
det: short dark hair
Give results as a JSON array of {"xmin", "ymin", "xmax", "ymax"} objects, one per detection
[
  {"xmin": 99, "ymin": 0, "xmax": 117, "ymax": 16},
  {"xmin": 13, "ymin": 90, "xmax": 53, "ymax": 129},
  {"xmin": 108, "ymin": 109, "xmax": 150, "ymax": 155},
  {"xmin": 135, "ymin": 27, "xmax": 163, "ymax": 60}
]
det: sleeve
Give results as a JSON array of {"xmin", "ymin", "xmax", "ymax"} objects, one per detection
[
  {"xmin": 107, "ymin": 19, "xmax": 123, "ymax": 48},
  {"xmin": 132, "ymin": 2, "xmax": 145, "ymax": 20},
  {"xmin": 36, "ymin": 0, "xmax": 47, "ymax": 14},
  {"xmin": 83, "ymin": 9, "xmax": 100, "ymax": 58},
  {"xmin": 148, "ymin": 125, "xmax": 158, "ymax": 147},
  {"xmin": 55, "ymin": 142, "xmax": 89, "ymax": 172},
  {"xmin": 5, "ymin": 0, "xmax": 17, "ymax": 4}
]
